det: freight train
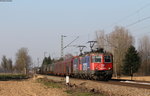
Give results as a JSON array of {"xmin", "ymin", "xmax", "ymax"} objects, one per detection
[{"xmin": 40, "ymin": 49, "xmax": 113, "ymax": 80}]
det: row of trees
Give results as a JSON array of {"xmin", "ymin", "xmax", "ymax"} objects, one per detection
[
  {"xmin": 1, "ymin": 56, "xmax": 13, "ymax": 72},
  {"xmin": 0, "ymin": 48, "xmax": 32, "ymax": 74},
  {"xmin": 96, "ymin": 26, "xmax": 150, "ymax": 77},
  {"xmin": 138, "ymin": 36, "xmax": 150, "ymax": 75},
  {"xmin": 42, "ymin": 56, "xmax": 53, "ymax": 66}
]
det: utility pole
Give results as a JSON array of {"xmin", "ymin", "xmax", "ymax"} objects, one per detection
[
  {"xmin": 61, "ymin": 35, "xmax": 79, "ymax": 58},
  {"xmin": 61, "ymin": 35, "xmax": 66, "ymax": 58}
]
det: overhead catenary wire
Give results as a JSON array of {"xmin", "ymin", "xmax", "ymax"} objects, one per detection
[
  {"xmin": 105, "ymin": 2, "xmax": 150, "ymax": 29},
  {"xmin": 131, "ymin": 24, "xmax": 150, "ymax": 32},
  {"xmin": 126, "ymin": 16, "xmax": 150, "ymax": 27},
  {"xmin": 63, "ymin": 36, "xmax": 79, "ymax": 49},
  {"xmin": 136, "ymin": 2, "xmax": 150, "ymax": 13}
]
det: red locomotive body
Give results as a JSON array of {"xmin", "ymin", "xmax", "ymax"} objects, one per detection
[{"xmin": 72, "ymin": 52, "xmax": 113, "ymax": 80}]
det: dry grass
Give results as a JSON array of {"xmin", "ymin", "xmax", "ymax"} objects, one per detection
[{"xmin": 0, "ymin": 77, "xmax": 68, "ymax": 96}]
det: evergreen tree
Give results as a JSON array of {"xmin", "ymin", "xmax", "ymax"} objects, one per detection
[
  {"xmin": 42, "ymin": 56, "xmax": 52, "ymax": 66},
  {"xmin": 42, "ymin": 57, "xmax": 48, "ymax": 65},
  {"xmin": 122, "ymin": 45, "xmax": 141, "ymax": 78},
  {"xmin": 47, "ymin": 56, "xmax": 52, "ymax": 64}
]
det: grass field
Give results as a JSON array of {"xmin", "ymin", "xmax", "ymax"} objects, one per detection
[
  {"xmin": 0, "ymin": 73, "xmax": 27, "ymax": 80},
  {"xmin": 37, "ymin": 78, "xmax": 62, "ymax": 88}
]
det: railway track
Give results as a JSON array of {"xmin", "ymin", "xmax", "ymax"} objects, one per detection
[
  {"xmin": 100, "ymin": 79, "xmax": 150, "ymax": 89},
  {"xmin": 70, "ymin": 77, "xmax": 150, "ymax": 89}
]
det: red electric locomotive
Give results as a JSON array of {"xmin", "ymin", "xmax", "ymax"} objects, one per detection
[{"xmin": 73, "ymin": 52, "xmax": 113, "ymax": 80}]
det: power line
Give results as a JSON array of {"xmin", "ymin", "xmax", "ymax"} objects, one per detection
[
  {"xmin": 126, "ymin": 16, "xmax": 150, "ymax": 27},
  {"xmin": 136, "ymin": 2, "xmax": 150, "ymax": 12},
  {"xmin": 105, "ymin": 2, "xmax": 150, "ymax": 28},
  {"xmin": 63, "ymin": 36, "xmax": 79, "ymax": 49},
  {"xmin": 131, "ymin": 24, "xmax": 150, "ymax": 32}
]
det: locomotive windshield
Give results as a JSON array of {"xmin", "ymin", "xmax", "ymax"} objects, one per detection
[
  {"xmin": 104, "ymin": 56, "xmax": 111, "ymax": 63},
  {"xmin": 92, "ymin": 56, "xmax": 101, "ymax": 63}
]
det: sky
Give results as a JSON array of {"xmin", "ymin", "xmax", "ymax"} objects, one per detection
[{"xmin": 0, "ymin": 0, "xmax": 150, "ymax": 66}]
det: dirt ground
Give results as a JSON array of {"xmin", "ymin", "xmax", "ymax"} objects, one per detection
[{"xmin": 0, "ymin": 77, "xmax": 68, "ymax": 96}]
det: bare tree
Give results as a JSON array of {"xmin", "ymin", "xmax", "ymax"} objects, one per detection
[
  {"xmin": 96, "ymin": 26, "xmax": 134, "ymax": 77},
  {"xmin": 96, "ymin": 30, "xmax": 113, "ymax": 52},
  {"xmin": 138, "ymin": 36, "xmax": 150, "ymax": 76},
  {"xmin": 15, "ymin": 48, "xmax": 32, "ymax": 74},
  {"xmin": 96, "ymin": 30, "xmax": 106, "ymax": 49},
  {"xmin": 1, "ymin": 55, "xmax": 7, "ymax": 72},
  {"xmin": 109, "ymin": 26, "xmax": 134, "ymax": 77},
  {"xmin": 1, "ymin": 56, "xmax": 13, "ymax": 73}
]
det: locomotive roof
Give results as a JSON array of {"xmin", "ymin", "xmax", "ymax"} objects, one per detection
[{"xmin": 76, "ymin": 52, "xmax": 112, "ymax": 57}]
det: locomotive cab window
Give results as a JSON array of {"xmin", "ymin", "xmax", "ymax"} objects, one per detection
[
  {"xmin": 104, "ymin": 56, "xmax": 111, "ymax": 63},
  {"xmin": 92, "ymin": 56, "xmax": 101, "ymax": 63}
]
